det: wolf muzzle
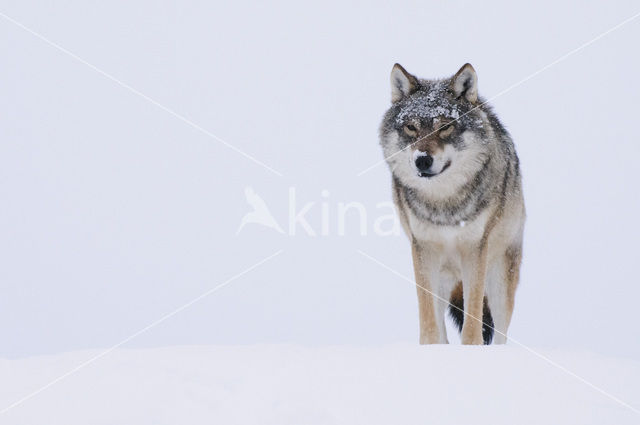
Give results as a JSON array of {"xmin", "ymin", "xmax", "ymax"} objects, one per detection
[{"xmin": 415, "ymin": 154, "xmax": 434, "ymax": 176}]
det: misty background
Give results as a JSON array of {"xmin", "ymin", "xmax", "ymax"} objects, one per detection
[{"xmin": 1, "ymin": 0, "xmax": 639, "ymax": 359}]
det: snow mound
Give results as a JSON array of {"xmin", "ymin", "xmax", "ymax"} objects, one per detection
[{"xmin": 0, "ymin": 345, "xmax": 638, "ymax": 424}]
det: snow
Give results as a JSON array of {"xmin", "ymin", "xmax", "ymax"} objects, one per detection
[
  {"xmin": 1, "ymin": 345, "xmax": 639, "ymax": 424},
  {"xmin": 395, "ymin": 81, "xmax": 462, "ymax": 124}
]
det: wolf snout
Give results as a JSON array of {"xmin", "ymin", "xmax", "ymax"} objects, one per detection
[
  {"xmin": 415, "ymin": 154, "xmax": 434, "ymax": 175},
  {"xmin": 413, "ymin": 150, "xmax": 451, "ymax": 178},
  {"xmin": 413, "ymin": 150, "xmax": 436, "ymax": 177}
]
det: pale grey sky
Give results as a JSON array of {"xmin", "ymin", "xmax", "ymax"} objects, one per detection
[{"xmin": 1, "ymin": 0, "xmax": 639, "ymax": 359}]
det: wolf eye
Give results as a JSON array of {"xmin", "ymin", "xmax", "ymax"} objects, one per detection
[
  {"xmin": 404, "ymin": 124, "xmax": 418, "ymax": 136},
  {"xmin": 439, "ymin": 124, "xmax": 454, "ymax": 138}
]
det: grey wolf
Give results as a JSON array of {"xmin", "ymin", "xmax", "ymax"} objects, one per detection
[{"xmin": 379, "ymin": 63, "xmax": 525, "ymax": 345}]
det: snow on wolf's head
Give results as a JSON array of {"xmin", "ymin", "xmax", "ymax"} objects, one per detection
[{"xmin": 379, "ymin": 63, "xmax": 499, "ymax": 199}]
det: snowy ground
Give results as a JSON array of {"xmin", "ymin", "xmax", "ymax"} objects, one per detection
[{"xmin": 1, "ymin": 345, "xmax": 639, "ymax": 424}]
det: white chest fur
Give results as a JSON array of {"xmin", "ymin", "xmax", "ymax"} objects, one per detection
[
  {"xmin": 407, "ymin": 205, "xmax": 489, "ymax": 247},
  {"xmin": 405, "ymin": 205, "xmax": 492, "ymax": 280}
]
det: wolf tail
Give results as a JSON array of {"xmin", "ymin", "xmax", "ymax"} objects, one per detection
[{"xmin": 448, "ymin": 283, "xmax": 494, "ymax": 345}]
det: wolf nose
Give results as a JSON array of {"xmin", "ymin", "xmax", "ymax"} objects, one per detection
[{"xmin": 415, "ymin": 154, "xmax": 434, "ymax": 173}]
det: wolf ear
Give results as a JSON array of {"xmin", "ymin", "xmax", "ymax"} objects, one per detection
[
  {"xmin": 452, "ymin": 63, "xmax": 478, "ymax": 104},
  {"xmin": 390, "ymin": 63, "xmax": 418, "ymax": 103}
]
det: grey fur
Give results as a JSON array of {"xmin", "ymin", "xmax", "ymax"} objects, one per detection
[
  {"xmin": 380, "ymin": 72, "xmax": 522, "ymax": 227},
  {"xmin": 380, "ymin": 63, "xmax": 525, "ymax": 345}
]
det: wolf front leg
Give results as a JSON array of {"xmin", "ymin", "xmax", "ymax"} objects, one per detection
[
  {"xmin": 487, "ymin": 246, "xmax": 522, "ymax": 344},
  {"xmin": 411, "ymin": 240, "xmax": 446, "ymax": 344},
  {"xmin": 459, "ymin": 243, "xmax": 489, "ymax": 345}
]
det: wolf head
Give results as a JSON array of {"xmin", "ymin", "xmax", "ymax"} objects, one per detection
[{"xmin": 380, "ymin": 63, "xmax": 497, "ymax": 199}]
